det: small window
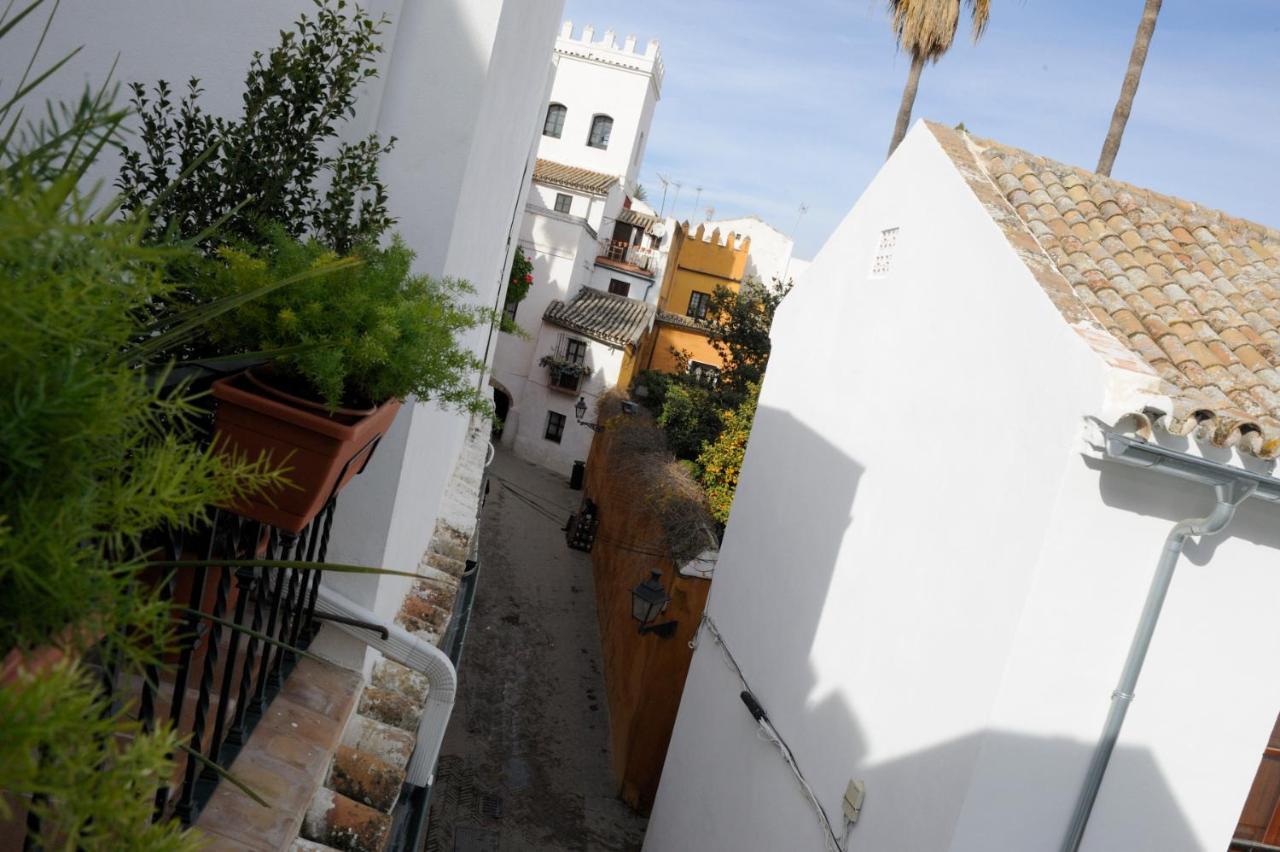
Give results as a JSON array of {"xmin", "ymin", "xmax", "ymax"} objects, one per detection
[
  {"xmin": 564, "ymin": 338, "xmax": 587, "ymax": 365},
  {"xmin": 502, "ymin": 300, "xmax": 518, "ymax": 324},
  {"xmin": 544, "ymin": 411, "xmax": 566, "ymax": 443},
  {"xmin": 689, "ymin": 361, "xmax": 720, "ymax": 386},
  {"xmin": 543, "ymin": 103, "xmax": 566, "ymax": 138},
  {"xmin": 608, "ymin": 279, "xmax": 630, "ymax": 297},
  {"xmin": 870, "ymin": 227, "xmax": 899, "ymax": 277},
  {"xmin": 554, "ymin": 193, "xmax": 572, "ymax": 214},
  {"xmin": 687, "ymin": 290, "xmax": 711, "ymax": 320},
  {"xmin": 588, "ymin": 114, "xmax": 613, "ymax": 149}
]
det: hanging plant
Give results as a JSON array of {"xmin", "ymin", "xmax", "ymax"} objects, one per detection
[{"xmin": 505, "ymin": 247, "xmax": 534, "ymax": 306}]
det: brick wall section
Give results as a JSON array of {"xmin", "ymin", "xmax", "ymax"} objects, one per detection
[
  {"xmin": 584, "ymin": 429, "xmax": 711, "ymax": 813},
  {"xmin": 296, "ymin": 422, "xmax": 490, "ymax": 852}
]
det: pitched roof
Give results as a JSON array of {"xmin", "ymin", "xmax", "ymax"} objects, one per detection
[
  {"xmin": 544, "ymin": 287, "xmax": 654, "ymax": 347},
  {"xmin": 618, "ymin": 207, "xmax": 658, "ymax": 229},
  {"xmin": 928, "ymin": 121, "xmax": 1280, "ymax": 458},
  {"xmin": 534, "ymin": 158, "xmax": 618, "ymax": 195}
]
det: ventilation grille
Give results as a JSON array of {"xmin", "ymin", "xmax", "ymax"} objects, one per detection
[{"xmin": 870, "ymin": 227, "xmax": 899, "ymax": 277}]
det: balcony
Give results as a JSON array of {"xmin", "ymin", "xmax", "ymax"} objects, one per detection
[{"xmin": 596, "ymin": 238, "xmax": 658, "ymax": 277}]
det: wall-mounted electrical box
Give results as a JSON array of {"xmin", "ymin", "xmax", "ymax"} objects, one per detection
[{"xmin": 843, "ymin": 779, "xmax": 865, "ymax": 824}]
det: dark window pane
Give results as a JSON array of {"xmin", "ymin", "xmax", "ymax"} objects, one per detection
[
  {"xmin": 588, "ymin": 115, "xmax": 613, "ymax": 149},
  {"xmin": 503, "ymin": 300, "xmax": 517, "ymax": 323},
  {"xmin": 608, "ymin": 279, "xmax": 630, "ymax": 297},
  {"xmin": 554, "ymin": 193, "xmax": 572, "ymax": 214},
  {"xmin": 545, "ymin": 411, "xmax": 566, "ymax": 442},
  {"xmin": 687, "ymin": 291, "xmax": 710, "ymax": 319},
  {"xmin": 565, "ymin": 338, "xmax": 587, "ymax": 364},
  {"xmin": 544, "ymin": 103, "xmax": 566, "ymax": 138}
]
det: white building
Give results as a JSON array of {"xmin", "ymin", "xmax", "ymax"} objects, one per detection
[
  {"xmin": 492, "ymin": 22, "xmax": 668, "ymax": 477},
  {"xmin": 647, "ymin": 120, "xmax": 1280, "ymax": 851},
  {"xmin": 703, "ymin": 214, "xmax": 798, "ymax": 285}
]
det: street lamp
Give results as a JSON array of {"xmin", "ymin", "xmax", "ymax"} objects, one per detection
[
  {"xmin": 575, "ymin": 396, "xmax": 604, "ymax": 433},
  {"xmin": 631, "ymin": 570, "xmax": 678, "ymax": 638}
]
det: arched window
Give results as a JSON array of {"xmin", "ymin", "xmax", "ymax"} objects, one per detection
[
  {"xmin": 588, "ymin": 114, "xmax": 613, "ymax": 149},
  {"xmin": 543, "ymin": 103, "xmax": 566, "ymax": 138}
]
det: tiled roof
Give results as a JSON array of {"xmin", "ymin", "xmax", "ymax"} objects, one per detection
[
  {"xmin": 618, "ymin": 207, "xmax": 658, "ymax": 229},
  {"xmin": 544, "ymin": 287, "xmax": 654, "ymax": 347},
  {"xmin": 655, "ymin": 310, "xmax": 705, "ymax": 331},
  {"xmin": 534, "ymin": 158, "xmax": 618, "ymax": 195},
  {"xmin": 928, "ymin": 122, "xmax": 1280, "ymax": 458}
]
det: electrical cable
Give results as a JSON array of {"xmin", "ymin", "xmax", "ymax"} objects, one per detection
[{"xmin": 695, "ymin": 614, "xmax": 847, "ymax": 852}]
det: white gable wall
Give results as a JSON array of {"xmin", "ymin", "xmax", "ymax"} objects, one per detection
[{"xmin": 646, "ymin": 121, "xmax": 1280, "ymax": 851}]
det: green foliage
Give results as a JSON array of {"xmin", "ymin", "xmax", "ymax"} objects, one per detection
[
  {"xmin": 505, "ymin": 247, "xmax": 534, "ymax": 307},
  {"xmin": 630, "ymin": 369, "xmax": 673, "ymax": 415},
  {"xmin": 656, "ymin": 382, "xmax": 723, "ymax": 463},
  {"xmin": 704, "ymin": 276, "xmax": 793, "ymax": 403},
  {"xmin": 204, "ymin": 231, "xmax": 492, "ymax": 412},
  {"xmin": 0, "ymin": 663, "xmax": 203, "ymax": 851},
  {"xmin": 116, "ymin": 0, "xmax": 395, "ymax": 253},
  {"xmin": 696, "ymin": 384, "xmax": 760, "ymax": 525},
  {"xmin": 1, "ymin": 100, "xmax": 283, "ymax": 663},
  {"xmin": 538, "ymin": 354, "xmax": 591, "ymax": 380}
]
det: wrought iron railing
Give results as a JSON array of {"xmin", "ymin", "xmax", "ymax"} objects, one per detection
[{"xmin": 138, "ymin": 500, "xmax": 338, "ymax": 824}]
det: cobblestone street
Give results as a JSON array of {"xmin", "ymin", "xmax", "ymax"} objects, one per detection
[{"xmin": 424, "ymin": 448, "xmax": 646, "ymax": 852}]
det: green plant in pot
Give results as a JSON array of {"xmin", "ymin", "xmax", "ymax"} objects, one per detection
[{"xmin": 203, "ymin": 230, "xmax": 493, "ymax": 532}]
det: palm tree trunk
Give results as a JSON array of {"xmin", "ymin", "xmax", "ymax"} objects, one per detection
[
  {"xmin": 888, "ymin": 52, "xmax": 925, "ymax": 158},
  {"xmin": 1097, "ymin": 0, "xmax": 1162, "ymax": 176}
]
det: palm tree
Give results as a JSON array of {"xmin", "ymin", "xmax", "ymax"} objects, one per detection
[
  {"xmin": 886, "ymin": 0, "xmax": 990, "ymax": 157},
  {"xmin": 1096, "ymin": 0, "xmax": 1162, "ymax": 176}
]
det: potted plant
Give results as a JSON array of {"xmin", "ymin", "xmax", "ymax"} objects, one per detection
[
  {"xmin": 540, "ymin": 354, "xmax": 592, "ymax": 391},
  {"xmin": 203, "ymin": 232, "xmax": 491, "ymax": 532}
]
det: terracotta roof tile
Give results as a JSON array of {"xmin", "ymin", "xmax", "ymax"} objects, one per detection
[
  {"xmin": 533, "ymin": 159, "xmax": 618, "ymax": 195},
  {"xmin": 927, "ymin": 121, "xmax": 1280, "ymax": 457},
  {"xmin": 543, "ymin": 287, "xmax": 654, "ymax": 347}
]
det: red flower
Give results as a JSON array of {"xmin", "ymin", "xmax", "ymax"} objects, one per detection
[{"xmin": 524, "ymin": 274, "xmax": 534, "ymax": 283}]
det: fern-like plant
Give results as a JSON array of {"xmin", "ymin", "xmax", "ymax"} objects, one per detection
[{"xmin": 204, "ymin": 230, "xmax": 492, "ymax": 413}]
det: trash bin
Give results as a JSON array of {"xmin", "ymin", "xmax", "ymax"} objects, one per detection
[{"xmin": 570, "ymin": 460, "xmax": 585, "ymax": 490}]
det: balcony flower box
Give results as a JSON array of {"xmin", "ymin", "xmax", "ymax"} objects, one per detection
[
  {"xmin": 211, "ymin": 369, "xmax": 402, "ymax": 533},
  {"xmin": 540, "ymin": 355, "xmax": 591, "ymax": 393}
]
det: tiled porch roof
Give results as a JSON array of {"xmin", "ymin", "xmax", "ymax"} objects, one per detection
[
  {"xmin": 544, "ymin": 287, "xmax": 654, "ymax": 347},
  {"xmin": 534, "ymin": 159, "xmax": 618, "ymax": 195}
]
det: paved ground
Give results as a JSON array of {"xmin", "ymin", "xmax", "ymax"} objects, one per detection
[{"xmin": 424, "ymin": 448, "xmax": 647, "ymax": 852}]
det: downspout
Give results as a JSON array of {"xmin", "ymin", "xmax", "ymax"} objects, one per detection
[
  {"xmin": 1061, "ymin": 478, "xmax": 1256, "ymax": 851},
  {"xmin": 313, "ymin": 585, "xmax": 457, "ymax": 787}
]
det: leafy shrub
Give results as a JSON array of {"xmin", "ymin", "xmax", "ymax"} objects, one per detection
[
  {"xmin": 657, "ymin": 382, "xmax": 723, "ymax": 463},
  {"xmin": 696, "ymin": 384, "xmax": 760, "ymax": 525},
  {"xmin": 204, "ymin": 231, "xmax": 492, "ymax": 412},
  {"xmin": 116, "ymin": 0, "xmax": 395, "ymax": 253}
]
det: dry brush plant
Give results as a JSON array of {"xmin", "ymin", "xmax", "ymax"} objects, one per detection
[{"xmin": 597, "ymin": 392, "xmax": 715, "ymax": 564}]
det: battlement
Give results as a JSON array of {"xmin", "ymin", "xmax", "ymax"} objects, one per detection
[
  {"xmin": 682, "ymin": 221, "xmax": 751, "ymax": 253},
  {"xmin": 556, "ymin": 21, "xmax": 665, "ymax": 94}
]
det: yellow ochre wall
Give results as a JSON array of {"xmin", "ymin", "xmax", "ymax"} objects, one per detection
[{"xmin": 637, "ymin": 221, "xmax": 751, "ymax": 377}]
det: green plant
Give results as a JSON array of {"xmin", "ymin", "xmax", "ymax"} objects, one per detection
[
  {"xmin": 116, "ymin": 0, "xmax": 395, "ymax": 253},
  {"xmin": 538, "ymin": 354, "xmax": 592, "ymax": 380},
  {"xmin": 704, "ymin": 276, "xmax": 792, "ymax": 404},
  {"xmin": 205, "ymin": 231, "xmax": 492, "ymax": 412},
  {"xmin": 0, "ymin": 663, "xmax": 202, "ymax": 852},
  {"xmin": 696, "ymin": 384, "xmax": 760, "ymax": 525},
  {"xmin": 657, "ymin": 382, "xmax": 722, "ymax": 463},
  {"xmin": 505, "ymin": 247, "xmax": 534, "ymax": 307}
]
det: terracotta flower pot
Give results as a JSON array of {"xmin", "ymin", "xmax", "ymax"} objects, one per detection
[{"xmin": 211, "ymin": 369, "xmax": 402, "ymax": 533}]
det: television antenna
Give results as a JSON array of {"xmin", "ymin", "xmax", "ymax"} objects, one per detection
[{"xmin": 656, "ymin": 173, "xmax": 672, "ymax": 217}]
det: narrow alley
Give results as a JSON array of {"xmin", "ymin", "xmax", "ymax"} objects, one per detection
[{"xmin": 425, "ymin": 448, "xmax": 647, "ymax": 851}]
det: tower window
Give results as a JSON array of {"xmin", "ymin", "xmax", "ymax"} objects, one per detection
[
  {"xmin": 588, "ymin": 115, "xmax": 613, "ymax": 149},
  {"xmin": 554, "ymin": 193, "xmax": 573, "ymax": 214},
  {"xmin": 544, "ymin": 103, "xmax": 566, "ymax": 138}
]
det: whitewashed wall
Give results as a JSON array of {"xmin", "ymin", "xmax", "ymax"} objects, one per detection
[
  {"xmin": 646, "ymin": 121, "xmax": 1280, "ymax": 851},
  {"xmin": 1, "ymin": 0, "xmax": 567, "ymax": 673},
  {"xmin": 508, "ymin": 328, "xmax": 623, "ymax": 476}
]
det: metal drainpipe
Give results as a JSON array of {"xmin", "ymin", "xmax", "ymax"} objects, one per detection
[{"xmin": 1062, "ymin": 479, "xmax": 1256, "ymax": 851}]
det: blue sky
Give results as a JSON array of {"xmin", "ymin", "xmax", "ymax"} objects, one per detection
[{"xmin": 562, "ymin": 0, "xmax": 1280, "ymax": 259}]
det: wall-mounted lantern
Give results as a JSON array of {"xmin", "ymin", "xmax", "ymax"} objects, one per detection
[
  {"xmin": 575, "ymin": 396, "xmax": 605, "ymax": 433},
  {"xmin": 631, "ymin": 570, "xmax": 678, "ymax": 638}
]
